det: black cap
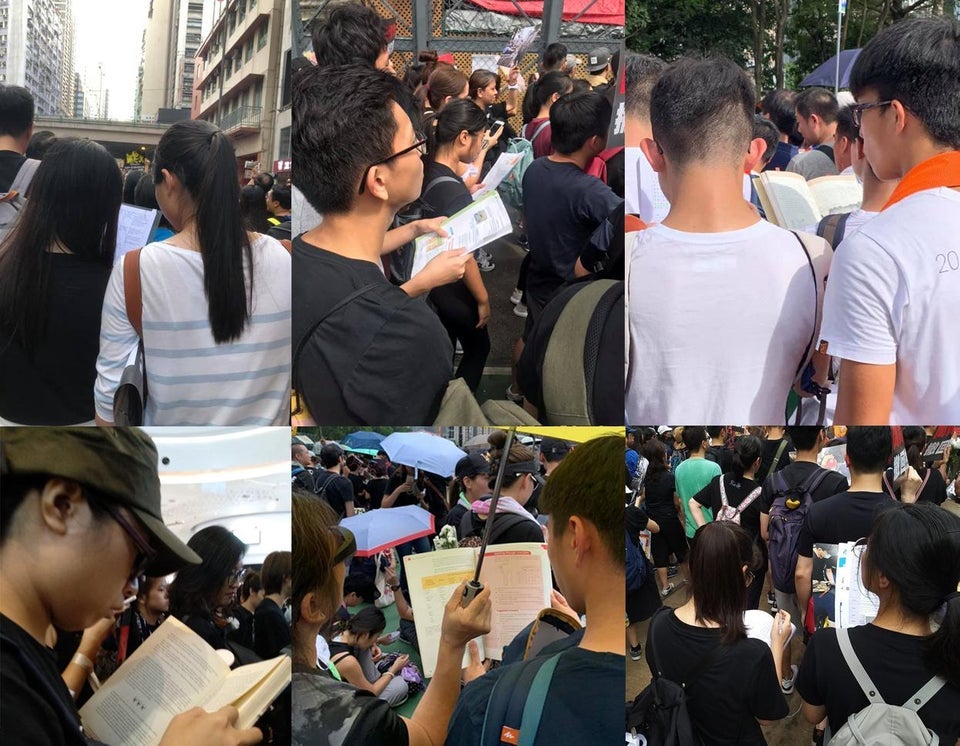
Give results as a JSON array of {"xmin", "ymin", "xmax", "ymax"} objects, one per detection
[
  {"xmin": 456, "ymin": 452, "xmax": 491, "ymax": 479},
  {"xmin": 540, "ymin": 438, "xmax": 571, "ymax": 461}
]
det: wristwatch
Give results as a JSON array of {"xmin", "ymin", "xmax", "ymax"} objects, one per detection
[{"xmin": 389, "ymin": 584, "xmax": 401, "ymax": 592}]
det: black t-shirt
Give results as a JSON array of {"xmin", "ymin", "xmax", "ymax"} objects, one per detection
[
  {"xmin": 229, "ymin": 605, "xmax": 255, "ymax": 650},
  {"xmin": 882, "ymin": 466, "xmax": 948, "ymax": 505},
  {"xmin": 420, "ymin": 161, "xmax": 472, "ymax": 219},
  {"xmin": 758, "ymin": 461, "xmax": 849, "ymax": 515},
  {"xmin": 0, "ymin": 150, "xmax": 26, "ymax": 192},
  {"xmin": 521, "ymin": 158, "xmax": 623, "ymax": 304},
  {"xmin": 253, "ymin": 598, "xmax": 290, "ymax": 659},
  {"xmin": 347, "ymin": 473, "xmax": 366, "ymax": 507},
  {"xmin": 447, "ymin": 646, "xmax": 623, "ymax": 746},
  {"xmin": 177, "ymin": 612, "xmax": 230, "ymax": 653},
  {"xmin": 706, "ymin": 445, "xmax": 735, "ymax": 474},
  {"xmin": 1, "ymin": 614, "xmax": 87, "ymax": 746},
  {"xmin": 625, "ymin": 504, "xmax": 648, "ymax": 542},
  {"xmin": 756, "ymin": 438, "xmax": 792, "ymax": 485},
  {"xmin": 796, "ymin": 625, "xmax": 960, "ymax": 741},
  {"xmin": 385, "ymin": 474, "xmax": 420, "ymax": 508},
  {"xmin": 365, "ymin": 477, "xmax": 388, "ymax": 510},
  {"xmin": 291, "ymin": 236, "xmax": 452, "ymax": 425},
  {"xmin": 292, "ymin": 664, "xmax": 409, "ymax": 746},
  {"xmin": 645, "ymin": 610, "xmax": 788, "ymax": 744},
  {"xmin": 797, "ymin": 490, "xmax": 897, "ymax": 558},
  {"xmin": 315, "ymin": 471, "xmax": 355, "ymax": 518},
  {"xmin": 0, "ymin": 255, "xmax": 112, "ymax": 424},
  {"xmin": 642, "ymin": 469, "xmax": 677, "ymax": 522},
  {"xmin": 693, "ymin": 474, "xmax": 765, "ymax": 555}
]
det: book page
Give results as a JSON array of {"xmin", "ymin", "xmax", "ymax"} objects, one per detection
[
  {"xmin": 404, "ymin": 549, "xmax": 482, "ymax": 678},
  {"xmin": 410, "ymin": 191, "xmax": 513, "ymax": 278},
  {"xmin": 116, "ymin": 204, "xmax": 160, "ymax": 263},
  {"xmin": 811, "ymin": 543, "xmax": 840, "ymax": 629},
  {"xmin": 477, "ymin": 543, "xmax": 551, "ymax": 660},
  {"xmin": 744, "ymin": 609, "xmax": 796, "ymax": 648},
  {"xmin": 80, "ymin": 616, "xmax": 229, "ymax": 746},
  {"xmin": 473, "ymin": 152, "xmax": 523, "ymax": 198},
  {"xmin": 635, "ymin": 150, "xmax": 670, "ymax": 223},
  {"xmin": 205, "ymin": 656, "xmax": 291, "ymax": 729},
  {"xmin": 759, "ymin": 171, "xmax": 822, "ymax": 230},
  {"xmin": 808, "ymin": 175, "xmax": 862, "ymax": 217}
]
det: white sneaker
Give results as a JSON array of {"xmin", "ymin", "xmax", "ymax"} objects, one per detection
[
  {"xmin": 513, "ymin": 302, "xmax": 527, "ymax": 318},
  {"xmin": 781, "ymin": 664, "xmax": 798, "ymax": 695},
  {"xmin": 509, "ymin": 288, "xmax": 523, "ymax": 305},
  {"xmin": 660, "ymin": 583, "xmax": 676, "ymax": 598}
]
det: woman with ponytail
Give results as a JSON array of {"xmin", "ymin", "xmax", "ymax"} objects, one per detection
[
  {"xmin": 689, "ymin": 434, "xmax": 767, "ymax": 609},
  {"xmin": 420, "ymin": 98, "xmax": 491, "ymax": 392},
  {"xmin": 94, "ymin": 119, "xmax": 290, "ymax": 425},
  {"xmin": 882, "ymin": 426, "xmax": 948, "ymax": 505},
  {"xmin": 521, "ymin": 70, "xmax": 573, "ymax": 158},
  {"xmin": 796, "ymin": 502, "xmax": 960, "ymax": 741}
]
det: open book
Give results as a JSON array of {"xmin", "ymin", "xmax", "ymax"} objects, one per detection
[
  {"xmin": 404, "ymin": 542, "xmax": 552, "ymax": 677},
  {"xmin": 79, "ymin": 615, "xmax": 290, "ymax": 746},
  {"xmin": 410, "ymin": 191, "xmax": 513, "ymax": 278},
  {"xmin": 753, "ymin": 172, "xmax": 862, "ymax": 231}
]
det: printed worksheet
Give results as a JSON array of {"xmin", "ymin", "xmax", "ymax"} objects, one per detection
[
  {"xmin": 410, "ymin": 191, "xmax": 513, "ymax": 278},
  {"xmin": 115, "ymin": 204, "xmax": 160, "ymax": 262},
  {"xmin": 474, "ymin": 152, "xmax": 523, "ymax": 198}
]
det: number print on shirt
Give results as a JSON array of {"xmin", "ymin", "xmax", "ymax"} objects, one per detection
[{"xmin": 937, "ymin": 250, "xmax": 960, "ymax": 273}]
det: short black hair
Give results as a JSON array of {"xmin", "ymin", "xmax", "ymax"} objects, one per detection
[
  {"xmin": 785, "ymin": 426, "xmax": 822, "ymax": 452},
  {"xmin": 681, "ymin": 426, "xmax": 708, "ymax": 453},
  {"xmin": 624, "ymin": 52, "xmax": 666, "ymax": 122},
  {"xmin": 293, "ymin": 63, "xmax": 419, "ymax": 215},
  {"xmin": 845, "ymin": 426, "xmax": 892, "ymax": 474},
  {"xmin": 253, "ymin": 171, "xmax": 274, "ymax": 193},
  {"xmin": 549, "ymin": 90, "xmax": 611, "ymax": 155},
  {"xmin": 795, "ymin": 87, "xmax": 839, "ymax": 124},
  {"xmin": 542, "ymin": 43, "xmax": 568, "ymax": 71},
  {"xmin": 650, "ymin": 57, "xmax": 755, "ymax": 167},
  {"xmin": 320, "ymin": 443, "xmax": 344, "ymax": 469},
  {"xmin": 760, "ymin": 89, "xmax": 798, "ymax": 138},
  {"xmin": 25, "ymin": 130, "xmax": 56, "ymax": 160},
  {"xmin": 834, "ymin": 105, "xmax": 860, "ymax": 143},
  {"xmin": 0, "ymin": 85, "xmax": 34, "ymax": 138},
  {"xmin": 850, "ymin": 16, "xmax": 960, "ymax": 148},
  {"xmin": 269, "ymin": 185, "xmax": 291, "ymax": 209},
  {"xmin": 311, "ymin": 3, "xmax": 388, "ymax": 67},
  {"xmin": 753, "ymin": 115, "xmax": 780, "ymax": 165}
]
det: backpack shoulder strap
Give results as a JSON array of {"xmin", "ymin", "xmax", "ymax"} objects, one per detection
[
  {"xmin": 524, "ymin": 120, "xmax": 549, "ymax": 143},
  {"xmin": 123, "ymin": 248, "xmax": 144, "ymax": 338},
  {"xmin": 645, "ymin": 605, "xmax": 670, "ymax": 677},
  {"xmin": 421, "ymin": 175, "xmax": 461, "ymax": 199},
  {"xmin": 803, "ymin": 467, "xmax": 832, "ymax": 497},
  {"xmin": 816, "ymin": 213, "xmax": 843, "ymax": 249},
  {"xmin": 789, "ymin": 231, "xmax": 819, "ymax": 381},
  {"xmin": 737, "ymin": 485, "xmax": 764, "ymax": 514},
  {"xmin": 7, "ymin": 158, "xmax": 40, "ymax": 196},
  {"xmin": 719, "ymin": 475, "xmax": 729, "ymax": 508},
  {"xmin": 459, "ymin": 507, "xmax": 476, "ymax": 537},
  {"xmin": 834, "ymin": 212, "xmax": 851, "ymax": 247},
  {"xmin": 480, "ymin": 651, "xmax": 563, "ymax": 746},
  {"xmin": 769, "ymin": 439, "xmax": 788, "ymax": 475},
  {"xmin": 517, "ymin": 652, "xmax": 563, "ymax": 746},
  {"xmin": 836, "ymin": 627, "xmax": 884, "ymax": 705},
  {"xmin": 487, "ymin": 511, "xmax": 531, "ymax": 545},
  {"xmin": 903, "ymin": 673, "xmax": 947, "ymax": 712}
]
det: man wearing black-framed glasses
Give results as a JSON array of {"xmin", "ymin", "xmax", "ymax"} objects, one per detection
[{"xmin": 292, "ymin": 63, "xmax": 472, "ymax": 425}]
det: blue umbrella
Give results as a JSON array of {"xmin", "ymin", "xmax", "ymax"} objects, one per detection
[
  {"xmin": 800, "ymin": 49, "xmax": 861, "ymax": 89},
  {"xmin": 380, "ymin": 432, "xmax": 466, "ymax": 478},
  {"xmin": 341, "ymin": 430, "xmax": 386, "ymax": 452}
]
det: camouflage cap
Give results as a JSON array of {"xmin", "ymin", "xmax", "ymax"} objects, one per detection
[{"xmin": 0, "ymin": 427, "xmax": 201, "ymax": 576}]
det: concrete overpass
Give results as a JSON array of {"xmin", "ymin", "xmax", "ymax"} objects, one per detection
[{"xmin": 33, "ymin": 117, "xmax": 171, "ymax": 163}]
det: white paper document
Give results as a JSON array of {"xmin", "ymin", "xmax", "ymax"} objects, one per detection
[
  {"xmin": 411, "ymin": 191, "xmax": 513, "ymax": 278},
  {"xmin": 404, "ymin": 542, "xmax": 551, "ymax": 677},
  {"xmin": 116, "ymin": 204, "xmax": 160, "ymax": 262},
  {"xmin": 473, "ymin": 152, "xmax": 523, "ymax": 199}
]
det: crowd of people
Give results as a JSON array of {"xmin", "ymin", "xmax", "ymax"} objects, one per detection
[
  {"xmin": 0, "ymin": 86, "xmax": 291, "ymax": 427},
  {"xmin": 291, "ymin": 3, "xmax": 624, "ymax": 425},
  {"xmin": 625, "ymin": 425, "xmax": 960, "ymax": 744},
  {"xmin": 292, "ymin": 430, "xmax": 623, "ymax": 745},
  {"xmin": 625, "ymin": 16, "xmax": 960, "ymax": 424}
]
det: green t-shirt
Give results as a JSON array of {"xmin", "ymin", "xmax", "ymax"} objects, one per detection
[{"xmin": 675, "ymin": 457, "xmax": 722, "ymax": 537}]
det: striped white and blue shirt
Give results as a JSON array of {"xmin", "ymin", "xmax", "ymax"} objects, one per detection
[{"xmin": 95, "ymin": 235, "xmax": 290, "ymax": 425}]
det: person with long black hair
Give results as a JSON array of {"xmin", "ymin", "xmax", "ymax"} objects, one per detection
[
  {"xmin": 420, "ymin": 98, "xmax": 492, "ymax": 392},
  {"xmin": 94, "ymin": 119, "xmax": 290, "ymax": 426},
  {"xmin": 643, "ymin": 522, "xmax": 791, "ymax": 743},
  {"xmin": 168, "ymin": 526, "xmax": 248, "ymax": 654},
  {"xmin": 521, "ymin": 71, "xmax": 573, "ymax": 158},
  {"xmin": 797, "ymin": 502, "xmax": 960, "ymax": 741},
  {"xmin": 0, "ymin": 139, "xmax": 121, "ymax": 425},
  {"xmin": 882, "ymin": 426, "xmax": 948, "ymax": 504}
]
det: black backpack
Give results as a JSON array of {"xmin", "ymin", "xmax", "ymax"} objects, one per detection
[
  {"xmin": 459, "ymin": 509, "xmax": 531, "ymax": 547},
  {"xmin": 626, "ymin": 608, "xmax": 727, "ymax": 746},
  {"xmin": 388, "ymin": 175, "xmax": 461, "ymax": 284}
]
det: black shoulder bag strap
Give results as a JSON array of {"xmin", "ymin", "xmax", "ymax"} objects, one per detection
[{"xmin": 291, "ymin": 283, "xmax": 379, "ymax": 417}]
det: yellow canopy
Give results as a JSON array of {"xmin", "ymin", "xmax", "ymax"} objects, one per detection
[{"xmin": 497, "ymin": 426, "xmax": 624, "ymax": 443}]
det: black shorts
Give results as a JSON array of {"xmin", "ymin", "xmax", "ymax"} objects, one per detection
[{"xmin": 650, "ymin": 514, "xmax": 688, "ymax": 568}]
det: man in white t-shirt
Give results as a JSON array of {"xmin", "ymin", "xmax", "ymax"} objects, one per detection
[
  {"xmin": 819, "ymin": 16, "xmax": 960, "ymax": 423},
  {"xmin": 626, "ymin": 57, "xmax": 832, "ymax": 423}
]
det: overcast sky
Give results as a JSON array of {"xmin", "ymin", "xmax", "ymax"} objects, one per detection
[{"xmin": 73, "ymin": 0, "xmax": 150, "ymax": 120}]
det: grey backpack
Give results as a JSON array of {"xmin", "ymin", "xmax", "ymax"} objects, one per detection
[
  {"xmin": 0, "ymin": 158, "xmax": 40, "ymax": 240},
  {"xmin": 828, "ymin": 627, "xmax": 945, "ymax": 745}
]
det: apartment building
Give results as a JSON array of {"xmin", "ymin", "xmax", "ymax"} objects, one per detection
[{"xmin": 0, "ymin": 0, "xmax": 63, "ymax": 115}]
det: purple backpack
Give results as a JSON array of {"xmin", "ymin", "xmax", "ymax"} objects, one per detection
[{"xmin": 766, "ymin": 468, "xmax": 830, "ymax": 593}]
